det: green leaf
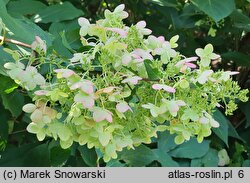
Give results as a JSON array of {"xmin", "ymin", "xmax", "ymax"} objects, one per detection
[
  {"xmin": 242, "ymin": 160, "xmax": 250, "ymax": 167},
  {"xmin": 212, "ymin": 109, "xmax": 229, "ymax": 146},
  {"xmin": 153, "ymin": 149, "xmax": 179, "ymax": 166},
  {"xmin": 50, "ymin": 146, "xmax": 71, "ymax": 167},
  {"xmin": 0, "ymin": 75, "xmax": 18, "ymax": 94},
  {"xmin": 191, "ymin": 148, "xmax": 219, "ymax": 167},
  {"xmin": 106, "ymin": 159, "xmax": 125, "ymax": 167},
  {"xmin": 78, "ymin": 145, "xmax": 97, "ymax": 167},
  {"xmin": 149, "ymin": 0, "xmax": 178, "ymax": 7},
  {"xmin": 60, "ymin": 31, "xmax": 75, "ymax": 53},
  {"xmin": 0, "ymin": 143, "xmax": 40, "ymax": 166},
  {"xmin": 49, "ymin": 21, "xmax": 80, "ymax": 58},
  {"xmin": 22, "ymin": 144, "xmax": 51, "ymax": 166},
  {"xmin": 168, "ymin": 138, "xmax": 210, "ymax": 159},
  {"xmin": 1, "ymin": 91, "xmax": 24, "ymax": 117},
  {"xmin": 7, "ymin": 0, "xmax": 47, "ymax": 16},
  {"xmin": 221, "ymin": 52, "xmax": 250, "ymax": 67},
  {"xmin": 240, "ymin": 101, "xmax": 250, "ymax": 127},
  {"xmin": 144, "ymin": 59, "xmax": 160, "ymax": 80},
  {"xmin": 0, "ymin": 47, "xmax": 14, "ymax": 75},
  {"xmin": 227, "ymin": 119, "xmax": 244, "ymax": 141},
  {"xmin": 0, "ymin": 1, "xmax": 52, "ymax": 45},
  {"xmin": 230, "ymin": 10, "xmax": 250, "ymax": 31},
  {"xmin": 119, "ymin": 144, "xmax": 156, "ymax": 166},
  {"xmin": 0, "ymin": 101, "xmax": 11, "ymax": 140},
  {"xmin": 191, "ymin": 0, "xmax": 235, "ymax": 22},
  {"xmin": 157, "ymin": 131, "xmax": 178, "ymax": 151},
  {"xmin": 33, "ymin": 2, "xmax": 83, "ymax": 23}
]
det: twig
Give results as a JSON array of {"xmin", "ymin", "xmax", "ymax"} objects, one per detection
[
  {"xmin": 10, "ymin": 129, "xmax": 27, "ymax": 135},
  {"xmin": 0, "ymin": 35, "xmax": 32, "ymax": 49}
]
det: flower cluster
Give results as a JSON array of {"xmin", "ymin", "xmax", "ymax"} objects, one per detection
[
  {"xmin": 4, "ymin": 4, "xmax": 248, "ymax": 162},
  {"xmin": 4, "ymin": 62, "xmax": 45, "ymax": 90}
]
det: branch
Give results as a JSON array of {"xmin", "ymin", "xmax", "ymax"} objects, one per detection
[{"xmin": 0, "ymin": 35, "xmax": 32, "ymax": 49}]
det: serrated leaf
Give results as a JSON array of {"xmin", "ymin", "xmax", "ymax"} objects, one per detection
[{"xmin": 191, "ymin": 0, "xmax": 235, "ymax": 22}]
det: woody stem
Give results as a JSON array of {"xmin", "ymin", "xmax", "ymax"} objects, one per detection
[{"xmin": 0, "ymin": 35, "xmax": 32, "ymax": 49}]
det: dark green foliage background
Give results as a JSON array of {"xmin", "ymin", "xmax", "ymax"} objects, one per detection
[{"xmin": 0, "ymin": 0, "xmax": 250, "ymax": 167}]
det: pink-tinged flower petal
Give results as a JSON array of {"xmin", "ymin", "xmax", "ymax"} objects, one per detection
[
  {"xmin": 34, "ymin": 90, "xmax": 48, "ymax": 96},
  {"xmin": 162, "ymin": 85, "xmax": 176, "ymax": 93},
  {"xmin": 122, "ymin": 54, "xmax": 132, "ymax": 65},
  {"xmin": 183, "ymin": 57, "xmax": 198, "ymax": 62},
  {"xmin": 152, "ymin": 84, "xmax": 176, "ymax": 93},
  {"xmin": 105, "ymin": 111, "xmax": 113, "ymax": 123},
  {"xmin": 199, "ymin": 117, "xmax": 209, "ymax": 124},
  {"xmin": 80, "ymin": 85, "xmax": 94, "ymax": 94},
  {"xmin": 107, "ymin": 28, "xmax": 128, "ymax": 38},
  {"xmin": 132, "ymin": 49, "xmax": 153, "ymax": 60},
  {"xmin": 114, "ymin": 4, "xmax": 125, "ymax": 12},
  {"xmin": 120, "ymin": 11, "xmax": 129, "ymax": 19},
  {"xmin": 54, "ymin": 69, "xmax": 75, "ymax": 78},
  {"xmin": 116, "ymin": 102, "xmax": 132, "ymax": 113},
  {"xmin": 216, "ymin": 103, "xmax": 222, "ymax": 108},
  {"xmin": 93, "ymin": 107, "xmax": 113, "ymax": 123},
  {"xmin": 81, "ymin": 81, "xmax": 94, "ymax": 94},
  {"xmin": 31, "ymin": 36, "xmax": 47, "ymax": 53},
  {"xmin": 176, "ymin": 100, "xmax": 186, "ymax": 106},
  {"xmin": 175, "ymin": 57, "xmax": 198, "ymax": 67},
  {"xmin": 121, "ymin": 76, "xmax": 142, "ymax": 85},
  {"xmin": 152, "ymin": 84, "xmax": 162, "ymax": 90},
  {"xmin": 136, "ymin": 21, "xmax": 146, "ymax": 28},
  {"xmin": 78, "ymin": 17, "xmax": 90, "ymax": 26},
  {"xmin": 154, "ymin": 48, "xmax": 163, "ymax": 55},
  {"xmin": 168, "ymin": 101, "xmax": 179, "ymax": 114},
  {"xmin": 229, "ymin": 71, "xmax": 239, "ymax": 75},
  {"xmin": 185, "ymin": 62, "xmax": 197, "ymax": 68},
  {"xmin": 142, "ymin": 28, "xmax": 152, "ymax": 35},
  {"xmin": 131, "ymin": 53, "xmax": 141, "ymax": 59},
  {"xmin": 102, "ymin": 87, "xmax": 117, "ymax": 93},
  {"xmin": 134, "ymin": 58, "xmax": 144, "ymax": 63},
  {"xmin": 70, "ymin": 81, "xmax": 94, "ymax": 94},
  {"xmin": 70, "ymin": 82, "xmax": 83, "ymax": 90},
  {"xmin": 74, "ymin": 93, "xmax": 94, "ymax": 109},
  {"xmin": 158, "ymin": 36, "xmax": 165, "ymax": 43},
  {"xmin": 93, "ymin": 109, "xmax": 105, "ymax": 122}
]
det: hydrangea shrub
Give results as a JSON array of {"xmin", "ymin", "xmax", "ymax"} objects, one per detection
[{"xmin": 4, "ymin": 4, "xmax": 248, "ymax": 162}]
